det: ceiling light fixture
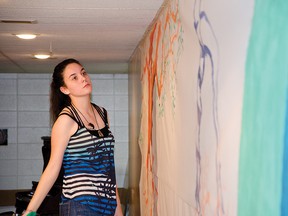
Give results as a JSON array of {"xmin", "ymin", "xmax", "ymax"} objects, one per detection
[
  {"xmin": 16, "ymin": 34, "xmax": 37, "ymax": 39},
  {"xmin": 1, "ymin": 19, "xmax": 37, "ymax": 24},
  {"xmin": 34, "ymin": 54, "xmax": 51, "ymax": 59},
  {"xmin": 34, "ymin": 42, "xmax": 54, "ymax": 60}
]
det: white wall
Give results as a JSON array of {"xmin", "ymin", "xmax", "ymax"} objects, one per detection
[{"xmin": 0, "ymin": 73, "xmax": 128, "ymax": 190}]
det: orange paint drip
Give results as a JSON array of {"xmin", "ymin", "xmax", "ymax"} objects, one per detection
[{"xmin": 140, "ymin": 0, "xmax": 182, "ymax": 214}]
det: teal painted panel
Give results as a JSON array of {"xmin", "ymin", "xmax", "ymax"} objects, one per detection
[{"xmin": 238, "ymin": 0, "xmax": 288, "ymax": 215}]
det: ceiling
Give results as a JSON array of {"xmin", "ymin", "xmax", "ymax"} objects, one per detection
[{"xmin": 0, "ymin": 0, "xmax": 164, "ymax": 74}]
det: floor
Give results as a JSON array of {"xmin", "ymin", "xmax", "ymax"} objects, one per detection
[{"xmin": 0, "ymin": 206, "xmax": 15, "ymax": 214}]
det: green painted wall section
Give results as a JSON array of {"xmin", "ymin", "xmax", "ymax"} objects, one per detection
[{"xmin": 238, "ymin": 0, "xmax": 288, "ymax": 215}]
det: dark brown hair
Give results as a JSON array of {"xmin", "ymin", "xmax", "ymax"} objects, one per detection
[{"xmin": 50, "ymin": 58, "xmax": 82, "ymax": 124}]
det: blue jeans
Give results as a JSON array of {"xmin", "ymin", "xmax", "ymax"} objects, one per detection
[{"xmin": 59, "ymin": 200, "xmax": 103, "ymax": 216}]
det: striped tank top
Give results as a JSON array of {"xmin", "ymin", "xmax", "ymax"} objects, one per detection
[{"xmin": 59, "ymin": 103, "xmax": 117, "ymax": 215}]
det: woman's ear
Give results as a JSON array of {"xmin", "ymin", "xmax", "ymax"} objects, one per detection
[{"xmin": 60, "ymin": 86, "xmax": 70, "ymax": 95}]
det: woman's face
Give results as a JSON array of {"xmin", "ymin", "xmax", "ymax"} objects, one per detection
[{"xmin": 60, "ymin": 62, "xmax": 92, "ymax": 97}]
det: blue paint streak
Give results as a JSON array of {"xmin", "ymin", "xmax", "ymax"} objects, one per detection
[
  {"xmin": 281, "ymin": 90, "xmax": 288, "ymax": 216},
  {"xmin": 193, "ymin": 0, "xmax": 223, "ymax": 215}
]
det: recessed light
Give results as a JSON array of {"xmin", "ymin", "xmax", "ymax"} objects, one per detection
[
  {"xmin": 16, "ymin": 34, "xmax": 37, "ymax": 39},
  {"xmin": 34, "ymin": 54, "xmax": 50, "ymax": 59}
]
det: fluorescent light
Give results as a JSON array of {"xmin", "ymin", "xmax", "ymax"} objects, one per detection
[
  {"xmin": 34, "ymin": 54, "xmax": 50, "ymax": 59},
  {"xmin": 16, "ymin": 34, "xmax": 37, "ymax": 39}
]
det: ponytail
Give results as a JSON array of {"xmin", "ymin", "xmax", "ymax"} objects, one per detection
[{"xmin": 50, "ymin": 58, "xmax": 82, "ymax": 124}]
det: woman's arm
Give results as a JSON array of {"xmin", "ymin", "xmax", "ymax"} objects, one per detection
[
  {"xmin": 114, "ymin": 186, "xmax": 123, "ymax": 216},
  {"xmin": 105, "ymin": 109, "xmax": 123, "ymax": 216},
  {"xmin": 23, "ymin": 115, "xmax": 77, "ymax": 215}
]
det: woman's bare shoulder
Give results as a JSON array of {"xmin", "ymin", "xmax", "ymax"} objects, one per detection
[{"xmin": 52, "ymin": 113, "xmax": 77, "ymax": 136}]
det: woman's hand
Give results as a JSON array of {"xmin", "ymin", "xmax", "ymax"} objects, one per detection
[{"xmin": 22, "ymin": 210, "xmax": 37, "ymax": 216}]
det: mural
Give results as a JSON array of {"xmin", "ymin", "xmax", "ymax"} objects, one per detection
[
  {"xmin": 136, "ymin": 0, "xmax": 240, "ymax": 215},
  {"xmin": 238, "ymin": 0, "xmax": 288, "ymax": 215},
  {"xmin": 192, "ymin": 0, "xmax": 224, "ymax": 215},
  {"xmin": 138, "ymin": 0, "xmax": 183, "ymax": 214},
  {"xmin": 130, "ymin": 0, "xmax": 287, "ymax": 215}
]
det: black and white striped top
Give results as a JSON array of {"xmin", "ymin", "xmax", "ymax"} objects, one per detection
[{"xmin": 59, "ymin": 103, "xmax": 117, "ymax": 215}]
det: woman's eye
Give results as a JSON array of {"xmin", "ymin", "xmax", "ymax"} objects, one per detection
[{"xmin": 72, "ymin": 76, "xmax": 77, "ymax": 80}]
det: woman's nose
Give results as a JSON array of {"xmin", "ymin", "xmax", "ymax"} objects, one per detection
[{"xmin": 81, "ymin": 74, "xmax": 86, "ymax": 82}]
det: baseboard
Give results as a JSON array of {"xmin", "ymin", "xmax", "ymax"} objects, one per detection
[{"xmin": 0, "ymin": 190, "xmax": 28, "ymax": 206}]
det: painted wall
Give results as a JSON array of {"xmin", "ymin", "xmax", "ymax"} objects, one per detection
[
  {"xmin": 128, "ymin": 51, "xmax": 143, "ymax": 215},
  {"xmin": 129, "ymin": 0, "xmax": 288, "ymax": 215},
  {"xmin": 238, "ymin": 1, "xmax": 288, "ymax": 215},
  {"xmin": 0, "ymin": 73, "xmax": 128, "ymax": 190}
]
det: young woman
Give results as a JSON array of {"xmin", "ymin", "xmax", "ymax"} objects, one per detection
[{"xmin": 23, "ymin": 59, "xmax": 123, "ymax": 216}]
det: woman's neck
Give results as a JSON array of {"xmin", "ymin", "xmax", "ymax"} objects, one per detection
[{"xmin": 71, "ymin": 98, "xmax": 92, "ymax": 113}]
